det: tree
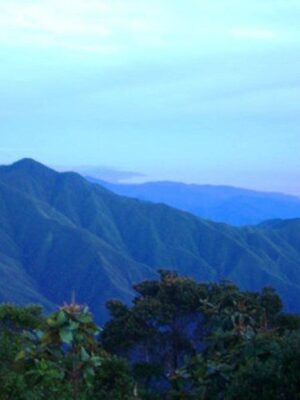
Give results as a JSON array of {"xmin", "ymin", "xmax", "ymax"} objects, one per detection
[
  {"xmin": 171, "ymin": 282, "xmax": 300, "ymax": 400},
  {"xmin": 0, "ymin": 304, "xmax": 43, "ymax": 399},
  {"xmin": 102, "ymin": 270, "xmax": 207, "ymax": 396},
  {"xmin": 92, "ymin": 355, "xmax": 135, "ymax": 400},
  {"xmin": 18, "ymin": 301, "xmax": 102, "ymax": 400}
]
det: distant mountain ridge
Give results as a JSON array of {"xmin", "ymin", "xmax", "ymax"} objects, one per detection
[
  {"xmin": 87, "ymin": 178, "xmax": 300, "ymax": 226},
  {"xmin": 1, "ymin": 159, "xmax": 300, "ymax": 321}
]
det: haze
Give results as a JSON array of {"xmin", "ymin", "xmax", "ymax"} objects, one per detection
[{"xmin": 0, "ymin": 0, "xmax": 299, "ymax": 194}]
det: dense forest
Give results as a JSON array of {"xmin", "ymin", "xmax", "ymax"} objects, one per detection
[{"xmin": 1, "ymin": 271, "xmax": 300, "ymax": 399}]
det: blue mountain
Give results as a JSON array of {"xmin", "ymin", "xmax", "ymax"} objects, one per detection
[
  {"xmin": 0, "ymin": 159, "xmax": 300, "ymax": 321},
  {"xmin": 88, "ymin": 179, "xmax": 300, "ymax": 225}
]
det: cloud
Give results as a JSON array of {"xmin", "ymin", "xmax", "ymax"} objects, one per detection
[
  {"xmin": 0, "ymin": 0, "xmax": 170, "ymax": 53},
  {"xmin": 230, "ymin": 27, "xmax": 278, "ymax": 40},
  {"xmin": 56, "ymin": 165, "xmax": 145, "ymax": 183},
  {"xmin": 1, "ymin": 0, "xmax": 299, "ymax": 58}
]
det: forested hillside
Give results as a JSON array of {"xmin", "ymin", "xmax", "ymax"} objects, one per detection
[{"xmin": 1, "ymin": 159, "xmax": 300, "ymax": 321}]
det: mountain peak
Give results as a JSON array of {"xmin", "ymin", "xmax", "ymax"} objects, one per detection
[
  {"xmin": 11, "ymin": 158, "xmax": 49, "ymax": 169},
  {"xmin": 0, "ymin": 158, "xmax": 59, "ymax": 197},
  {"xmin": 6, "ymin": 158, "xmax": 57, "ymax": 176}
]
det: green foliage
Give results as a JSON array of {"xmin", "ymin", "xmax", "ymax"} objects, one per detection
[
  {"xmin": 0, "ymin": 301, "xmax": 136, "ymax": 399},
  {"xmin": 103, "ymin": 273, "xmax": 300, "ymax": 400},
  {"xmin": 169, "ymin": 281, "xmax": 300, "ymax": 400},
  {"xmin": 103, "ymin": 270, "xmax": 204, "ymax": 397},
  {"xmin": 0, "ymin": 304, "xmax": 44, "ymax": 399},
  {"xmin": 92, "ymin": 356, "xmax": 135, "ymax": 400},
  {"xmin": 18, "ymin": 302, "xmax": 102, "ymax": 400},
  {"xmin": 1, "ymin": 273, "xmax": 300, "ymax": 399},
  {"xmin": 224, "ymin": 332, "xmax": 300, "ymax": 400},
  {"xmin": 0, "ymin": 304, "xmax": 43, "ymax": 330}
]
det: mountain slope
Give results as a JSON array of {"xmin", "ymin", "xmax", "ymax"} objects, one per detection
[
  {"xmin": 1, "ymin": 159, "xmax": 300, "ymax": 320},
  {"xmin": 88, "ymin": 179, "xmax": 300, "ymax": 225}
]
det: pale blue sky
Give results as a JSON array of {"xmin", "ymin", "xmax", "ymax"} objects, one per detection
[{"xmin": 0, "ymin": 0, "xmax": 300, "ymax": 194}]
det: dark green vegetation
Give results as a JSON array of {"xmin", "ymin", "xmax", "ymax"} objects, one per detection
[
  {"xmin": 2, "ymin": 273, "xmax": 300, "ymax": 399},
  {"xmin": 1, "ymin": 159, "xmax": 300, "ymax": 320},
  {"xmin": 91, "ymin": 178, "xmax": 300, "ymax": 225},
  {"xmin": 0, "ymin": 302, "xmax": 134, "ymax": 400}
]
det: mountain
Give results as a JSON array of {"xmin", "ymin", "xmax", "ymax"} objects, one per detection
[
  {"xmin": 1, "ymin": 159, "xmax": 300, "ymax": 321},
  {"xmin": 87, "ymin": 179, "xmax": 300, "ymax": 226}
]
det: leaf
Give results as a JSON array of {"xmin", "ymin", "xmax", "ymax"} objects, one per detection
[
  {"xmin": 80, "ymin": 347, "xmax": 90, "ymax": 362},
  {"xmin": 47, "ymin": 318, "xmax": 58, "ymax": 327},
  {"xmin": 91, "ymin": 355, "xmax": 102, "ymax": 367},
  {"xmin": 57, "ymin": 310, "xmax": 67, "ymax": 325},
  {"xmin": 68, "ymin": 321, "xmax": 80, "ymax": 331},
  {"xmin": 83, "ymin": 367, "xmax": 95, "ymax": 387},
  {"xmin": 47, "ymin": 311, "xmax": 66, "ymax": 327},
  {"xmin": 76, "ymin": 313, "xmax": 92, "ymax": 324},
  {"xmin": 15, "ymin": 350, "xmax": 26, "ymax": 361},
  {"xmin": 59, "ymin": 328, "xmax": 73, "ymax": 344}
]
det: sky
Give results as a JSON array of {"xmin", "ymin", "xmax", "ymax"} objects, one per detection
[{"xmin": 0, "ymin": 0, "xmax": 300, "ymax": 194}]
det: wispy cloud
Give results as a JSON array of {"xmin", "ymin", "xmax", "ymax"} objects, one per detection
[
  {"xmin": 230, "ymin": 27, "xmax": 278, "ymax": 40},
  {"xmin": 56, "ymin": 165, "xmax": 145, "ymax": 183},
  {"xmin": 0, "ymin": 0, "xmax": 169, "ymax": 53},
  {"xmin": 1, "ymin": 0, "xmax": 296, "ymax": 54}
]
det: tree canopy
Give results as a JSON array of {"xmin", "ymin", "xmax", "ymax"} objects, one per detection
[{"xmin": 1, "ymin": 271, "xmax": 300, "ymax": 399}]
